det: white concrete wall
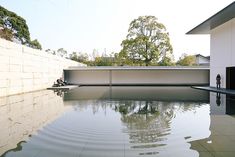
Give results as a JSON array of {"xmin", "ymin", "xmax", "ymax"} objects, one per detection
[
  {"xmin": 210, "ymin": 18, "xmax": 235, "ymax": 87},
  {"xmin": 112, "ymin": 70, "xmax": 208, "ymax": 84},
  {"xmin": 0, "ymin": 38, "xmax": 85, "ymax": 97},
  {"xmin": 66, "ymin": 69, "xmax": 209, "ymax": 85},
  {"xmin": 196, "ymin": 56, "xmax": 209, "ymax": 65}
]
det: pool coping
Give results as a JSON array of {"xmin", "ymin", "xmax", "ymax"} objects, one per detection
[
  {"xmin": 47, "ymin": 85, "xmax": 78, "ymax": 90},
  {"xmin": 191, "ymin": 86, "xmax": 235, "ymax": 95}
]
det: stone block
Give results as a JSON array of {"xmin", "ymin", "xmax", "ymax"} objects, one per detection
[
  {"xmin": 0, "ymin": 55, "xmax": 10, "ymax": 64},
  {"xmin": 0, "ymin": 64, "xmax": 9, "ymax": 72},
  {"xmin": 0, "ymin": 88, "xmax": 7, "ymax": 97},
  {"xmin": 23, "ymin": 65, "xmax": 34, "ymax": 73},
  {"xmin": 9, "ymin": 79, "xmax": 22, "ymax": 87},
  {"xmin": 7, "ymin": 72, "xmax": 21, "ymax": 80},
  {"xmin": 0, "ymin": 97, "xmax": 7, "ymax": 107},
  {"xmin": 9, "ymin": 87, "xmax": 22, "ymax": 95},
  {"xmin": 21, "ymin": 72, "xmax": 33, "ymax": 79},
  {"xmin": 10, "ymin": 57, "xmax": 22, "ymax": 65},
  {"xmin": 10, "ymin": 64, "xmax": 22, "ymax": 72},
  {"xmin": 22, "ymin": 58, "xmax": 33, "ymax": 66},
  {"xmin": 0, "ymin": 79, "xmax": 8, "ymax": 88},
  {"xmin": 22, "ymin": 79, "xmax": 33, "ymax": 87}
]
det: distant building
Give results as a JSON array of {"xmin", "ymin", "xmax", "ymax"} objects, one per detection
[
  {"xmin": 195, "ymin": 54, "xmax": 210, "ymax": 66},
  {"xmin": 187, "ymin": 2, "xmax": 235, "ymax": 89}
]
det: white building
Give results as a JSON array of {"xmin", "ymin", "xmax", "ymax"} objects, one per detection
[
  {"xmin": 195, "ymin": 54, "xmax": 210, "ymax": 66},
  {"xmin": 187, "ymin": 2, "xmax": 235, "ymax": 89}
]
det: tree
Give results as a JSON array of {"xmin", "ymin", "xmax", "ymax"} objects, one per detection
[
  {"xmin": 93, "ymin": 56, "xmax": 113, "ymax": 66},
  {"xmin": 69, "ymin": 52, "xmax": 89, "ymax": 63},
  {"xmin": 45, "ymin": 49, "xmax": 56, "ymax": 55},
  {"xmin": 158, "ymin": 56, "xmax": 175, "ymax": 66},
  {"xmin": 0, "ymin": 27, "xmax": 13, "ymax": 41},
  {"xmin": 119, "ymin": 16, "xmax": 173, "ymax": 66},
  {"xmin": 57, "ymin": 48, "xmax": 68, "ymax": 58},
  {"xmin": 0, "ymin": 5, "xmax": 42, "ymax": 49},
  {"xmin": 0, "ymin": 5, "xmax": 30, "ymax": 43},
  {"xmin": 29, "ymin": 39, "xmax": 42, "ymax": 50},
  {"xmin": 177, "ymin": 53, "xmax": 196, "ymax": 66}
]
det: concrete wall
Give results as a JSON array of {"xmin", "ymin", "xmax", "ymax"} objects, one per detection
[
  {"xmin": 210, "ymin": 18, "xmax": 235, "ymax": 87},
  {"xmin": 65, "ymin": 68, "xmax": 209, "ymax": 86},
  {"xmin": 0, "ymin": 90, "xmax": 71, "ymax": 156},
  {"xmin": 0, "ymin": 38, "xmax": 85, "ymax": 97}
]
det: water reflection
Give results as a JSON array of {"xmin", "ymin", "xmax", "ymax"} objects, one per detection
[
  {"xmin": 3, "ymin": 86, "xmax": 235, "ymax": 157},
  {"xmin": 1, "ymin": 86, "xmax": 211, "ymax": 157},
  {"xmin": 189, "ymin": 92, "xmax": 235, "ymax": 156},
  {"xmin": 0, "ymin": 90, "xmax": 69, "ymax": 156},
  {"xmin": 113, "ymin": 100, "xmax": 210, "ymax": 156},
  {"xmin": 64, "ymin": 86, "xmax": 209, "ymax": 102}
]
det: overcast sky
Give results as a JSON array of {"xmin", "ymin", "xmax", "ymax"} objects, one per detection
[{"xmin": 0, "ymin": 0, "xmax": 234, "ymax": 59}]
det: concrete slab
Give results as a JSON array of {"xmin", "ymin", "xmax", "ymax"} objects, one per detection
[
  {"xmin": 192, "ymin": 86, "xmax": 235, "ymax": 95},
  {"xmin": 47, "ymin": 85, "xmax": 78, "ymax": 90}
]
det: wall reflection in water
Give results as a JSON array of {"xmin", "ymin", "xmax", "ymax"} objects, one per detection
[
  {"xmin": 63, "ymin": 87, "xmax": 211, "ymax": 157},
  {"xmin": 64, "ymin": 86, "xmax": 209, "ymax": 102},
  {"xmin": 1, "ymin": 86, "xmax": 216, "ymax": 157},
  {"xmin": 190, "ymin": 92, "xmax": 235, "ymax": 157},
  {"xmin": 0, "ymin": 90, "xmax": 68, "ymax": 156}
]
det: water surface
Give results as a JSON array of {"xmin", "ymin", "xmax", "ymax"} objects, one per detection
[{"xmin": 1, "ymin": 87, "xmax": 235, "ymax": 157}]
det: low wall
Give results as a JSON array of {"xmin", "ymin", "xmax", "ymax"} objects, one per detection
[
  {"xmin": 0, "ymin": 38, "xmax": 85, "ymax": 97},
  {"xmin": 65, "ymin": 67, "xmax": 210, "ymax": 86}
]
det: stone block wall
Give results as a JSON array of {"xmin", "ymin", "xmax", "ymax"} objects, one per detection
[{"xmin": 0, "ymin": 38, "xmax": 85, "ymax": 97}]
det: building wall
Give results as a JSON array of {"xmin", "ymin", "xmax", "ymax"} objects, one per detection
[
  {"xmin": 66, "ymin": 69, "xmax": 209, "ymax": 85},
  {"xmin": 0, "ymin": 38, "xmax": 85, "ymax": 97},
  {"xmin": 210, "ymin": 18, "xmax": 235, "ymax": 87},
  {"xmin": 196, "ymin": 56, "xmax": 210, "ymax": 65}
]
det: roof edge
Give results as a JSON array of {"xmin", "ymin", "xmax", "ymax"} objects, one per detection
[{"xmin": 186, "ymin": 2, "xmax": 235, "ymax": 34}]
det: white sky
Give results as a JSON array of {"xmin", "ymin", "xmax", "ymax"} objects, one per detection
[{"xmin": 0, "ymin": 0, "xmax": 234, "ymax": 60}]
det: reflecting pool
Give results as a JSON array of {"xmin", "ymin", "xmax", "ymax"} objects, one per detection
[{"xmin": 1, "ymin": 87, "xmax": 235, "ymax": 157}]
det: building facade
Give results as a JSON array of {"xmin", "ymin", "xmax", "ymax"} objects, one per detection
[
  {"xmin": 195, "ymin": 54, "xmax": 210, "ymax": 66},
  {"xmin": 187, "ymin": 2, "xmax": 235, "ymax": 89}
]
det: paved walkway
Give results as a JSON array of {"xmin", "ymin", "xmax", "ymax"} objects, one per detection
[{"xmin": 192, "ymin": 86, "xmax": 235, "ymax": 95}]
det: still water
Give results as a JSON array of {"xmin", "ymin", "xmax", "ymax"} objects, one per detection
[{"xmin": 0, "ymin": 87, "xmax": 235, "ymax": 157}]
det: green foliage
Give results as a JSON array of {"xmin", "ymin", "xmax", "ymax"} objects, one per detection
[
  {"xmin": 0, "ymin": 5, "xmax": 30, "ymax": 43},
  {"xmin": 177, "ymin": 53, "xmax": 196, "ymax": 66},
  {"xmin": 45, "ymin": 49, "xmax": 56, "ymax": 55},
  {"xmin": 29, "ymin": 39, "xmax": 42, "ymax": 50},
  {"xmin": 0, "ymin": 27, "xmax": 13, "ymax": 41},
  {"xmin": 93, "ymin": 57, "xmax": 113, "ymax": 66},
  {"xmin": 0, "ymin": 5, "xmax": 42, "ymax": 50},
  {"xmin": 118, "ymin": 105, "xmax": 128, "ymax": 115},
  {"xmin": 158, "ymin": 56, "xmax": 175, "ymax": 66},
  {"xmin": 119, "ymin": 16, "xmax": 173, "ymax": 66},
  {"xmin": 57, "ymin": 48, "xmax": 68, "ymax": 58},
  {"xmin": 69, "ymin": 52, "xmax": 89, "ymax": 63}
]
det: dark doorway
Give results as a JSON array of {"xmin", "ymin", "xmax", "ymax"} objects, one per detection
[{"xmin": 226, "ymin": 67, "xmax": 235, "ymax": 89}]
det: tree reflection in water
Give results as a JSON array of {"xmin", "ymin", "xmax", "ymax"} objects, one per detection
[
  {"xmin": 71, "ymin": 100, "xmax": 203, "ymax": 155},
  {"xmin": 114, "ymin": 101, "xmax": 174, "ymax": 148}
]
